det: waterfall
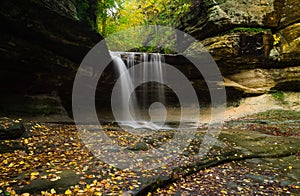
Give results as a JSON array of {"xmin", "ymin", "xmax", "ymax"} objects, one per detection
[{"xmin": 110, "ymin": 51, "xmax": 168, "ymax": 130}]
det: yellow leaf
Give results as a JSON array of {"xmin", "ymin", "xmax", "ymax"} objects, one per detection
[
  {"xmin": 237, "ymin": 186, "xmax": 243, "ymax": 191},
  {"xmin": 156, "ymin": 187, "xmax": 162, "ymax": 193},
  {"xmin": 243, "ymin": 179, "xmax": 250, "ymax": 183},
  {"xmin": 30, "ymin": 175, "xmax": 37, "ymax": 181},
  {"xmin": 50, "ymin": 188, "xmax": 56, "ymax": 194},
  {"xmin": 8, "ymin": 163, "xmax": 14, "ymax": 167},
  {"xmin": 288, "ymin": 166, "xmax": 293, "ymax": 170},
  {"xmin": 65, "ymin": 189, "xmax": 72, "ymax": 195},
  {"xmin": 115, "ymin": 176, "xmax": 122, "ymax": 181},
  {"xmin": 31, "ymin": 171, "xmax": 39, "ymax": 176},
  {"xmin": 24, "ymin": 139, "xmax": 28, "ymax": 144}
]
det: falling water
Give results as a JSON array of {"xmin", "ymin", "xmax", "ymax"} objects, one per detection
[
  {"xmin": 110, "ymin": 51, "xmax": 168, "ymax": 130},
  {"xmin": 110, "ymin": 52, "xmax": 139, "ymax": 121}
]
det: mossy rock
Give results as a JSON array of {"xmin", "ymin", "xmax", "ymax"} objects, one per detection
[{"xmin": 220, "ymin": 129, "xmax": 300, "ymax": 156}]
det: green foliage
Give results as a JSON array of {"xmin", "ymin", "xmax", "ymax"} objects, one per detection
[
  {"xmin": 135, "ymin": 0, "xmax": 191, "ymax": 27},
  {"xmin": 73, "ymin": 0, "xmax": 193, "ymax": 38},
  {"xmin": 269, "ymin": 90, "xmax": 285, "ymax": 102},
  {"xmin": 95, "ymin": 0, "xmax": 191, "ymax": 38},
  {"xmin": 229, "ymin": 27, "xmax": 271, "ymax": 33},
  {"xmin": 254, "ymin": 109, "xmax": 300, "ymax": 121},
  {"xmin": 106, "ymin": 26, "xmax": 178, "ymax": 53},
  {"xmin": 129, "ymin": 46, "xmax": 174, "ymax": 54},
  {"xmin": 96, "ymin": 0, "xmax": 123, "ymax": 37}
]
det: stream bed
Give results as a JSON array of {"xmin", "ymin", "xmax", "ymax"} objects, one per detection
[{"xmin": 0, "ymin": 109, "xmax": 299, "ymax": 195}]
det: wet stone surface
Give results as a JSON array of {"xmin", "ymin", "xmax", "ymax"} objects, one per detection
[{"xmin": 0, "ymin": 110, "xmax": 299, "ymax": 195}]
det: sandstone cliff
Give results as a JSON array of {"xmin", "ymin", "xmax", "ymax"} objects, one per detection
[
  {"xmin": 0, "ymin": 0, "xmax": 299, "ymax": 116},
  {"xmin": 176, "ymin": 0, "xmax": 299, "ymax": 103},
  {"xmin": 0, "ymin": 0, "xmax": 102, "ymax": 116}
]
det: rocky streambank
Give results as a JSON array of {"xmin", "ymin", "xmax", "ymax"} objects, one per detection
[{"xmin": 0, "ymin": 110, "xmax": 299, "ymax": 195}]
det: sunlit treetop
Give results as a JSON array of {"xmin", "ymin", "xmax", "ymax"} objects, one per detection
[{"xmin": 95, "ymin": 0, "xmax": 191, "ymax": 37}]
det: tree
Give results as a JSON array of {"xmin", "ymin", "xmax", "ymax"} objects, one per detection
[
  {"xmin": 95, "ymin": 0, "xmax": 191, "ymax": 37},
  {"xmin": 96, "ymin": 0, "xmax": 123, "ymax": 37}
]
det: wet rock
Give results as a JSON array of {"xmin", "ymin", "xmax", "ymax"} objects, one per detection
[
  {"xmin": 15, "ymin": 170, "xmax": 80, "ymax": 194},
  {"xmin": 0, "ymin": 118, "xmax": 25, "ymax": 140},
  {"xmin": 127, "ymin": 142, "xmax": 149, "ymax": 151},
  {"xmin": 0, "ymin": 141, "xmax": 25, "ymax": 153},
  {"xmin": 143, "ymin": 136, "xmax": 155, "ymax": 145},
  {"xmin": 0, "ymin": 0, "xmax": 104, "ymax": 116},
  {"xmin": 132, "ymin": 109, "xmax": 300, "ymax": 194}
]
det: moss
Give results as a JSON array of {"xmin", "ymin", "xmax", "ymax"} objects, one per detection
[
  {"xmin": 229, "ymin": 27, "xmax": 271, "ymax": 33},
  {"xmin": 252, "ymin": 109, "xmax": 300, "ymax": 121},
  {"xmin": 269, "ymin": 90, "xmax": 285, "ymax": 103}
]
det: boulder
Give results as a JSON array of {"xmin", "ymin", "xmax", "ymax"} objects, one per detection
[
  {"xmin": 15, "ymin": 170, "xmax": 80, "ymax": 194},
  {"xmin": 127, "ymin": 142, "xmax": 149, "ymax": 151},
  {"xmin": 0, "ymin": 118, "xmax": 25, "ymax": 140}
]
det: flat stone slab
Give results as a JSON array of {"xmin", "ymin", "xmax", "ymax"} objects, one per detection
[
  {"xmin": 0, "ymin": 110, "xmax": 299, "ymax": 195},
  {"xmin": 14, "ymin": 170, "xmax": 80, "ymax": 194}
]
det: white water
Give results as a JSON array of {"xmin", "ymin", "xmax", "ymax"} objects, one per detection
[{"xmin": 110, "ymin": 51, "xmax": 170, "ymax": 131}]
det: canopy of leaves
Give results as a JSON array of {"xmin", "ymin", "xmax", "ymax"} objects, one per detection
[{"xmin": 94, "ymin": 0, "xmax": 191, "ymax": 37}]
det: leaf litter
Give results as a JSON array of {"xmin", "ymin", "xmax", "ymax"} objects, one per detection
[{"xmin": 0, "ymin": 110, "xmax": 299, "ymax": 195}]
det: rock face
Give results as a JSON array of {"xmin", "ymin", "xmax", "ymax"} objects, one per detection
[
  {"xmin": 0, "ymin": 118, "xmax": 25, "ymax": 140},
  {"xmin": 177, "ymin": 0, "xmax": 300, "ymax": 102},
  {"xmin": 0, "ymin": 0, "xmax": 102, "ymax": 116},
  {"xmin": 0, "ymin": 0, "xmax": 298, "ymax": 114}
]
